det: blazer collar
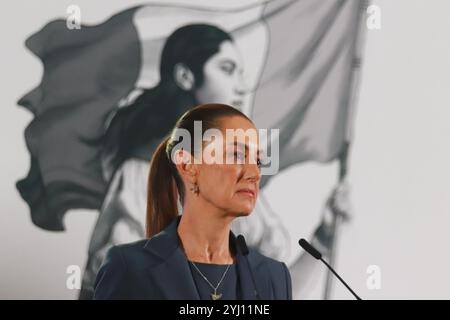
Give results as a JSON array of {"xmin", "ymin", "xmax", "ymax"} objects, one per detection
[{"xmin": 143, "ymin": 215, "xmax": 270, "ymax": 300}]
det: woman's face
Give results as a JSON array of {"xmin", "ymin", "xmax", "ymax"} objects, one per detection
[
  {"xmin": 194, "ymin": 41, "xmax": 247, "ymax": 109},
  {"xmin": 195, "ymin": 116, "xmax": 261, "ymax": 217}
]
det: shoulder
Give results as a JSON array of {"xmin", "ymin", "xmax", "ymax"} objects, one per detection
[
  {"xmin": 95, "ymin": 239, "xmax": 150, "ymax": 275},
  {"xmin": 96, "ymin": 239, "xmax": 153, "ymax": 281},
  {"xmin": 105, "ymin": 239, "xmax": 155, "ymax": 268},
  {"xmin": 248, "ymin": 248, "xmax": 290, "ymax": 276},
  {"xmin": 110, "ymin": 238, "xmax": 148, "ymax": 252},
  {"xmin": 93, "ymin": 239, "xmax": 152, "ymax": 300}
]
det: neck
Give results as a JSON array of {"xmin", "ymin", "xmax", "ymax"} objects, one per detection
[{"xmin": 177, "ymin": 199, "xmax": 235, "ymax": 264}]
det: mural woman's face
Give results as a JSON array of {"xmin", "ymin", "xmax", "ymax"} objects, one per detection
[
  {"xmin": 194, "ymin": 41, "xmax": 247, "ymax": 109},
  {"xmin": 195, "ymin": 116, "xmax": 261, "ymax": 217}
]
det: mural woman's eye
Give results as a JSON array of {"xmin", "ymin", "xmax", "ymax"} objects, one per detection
[{"xmin": 219, "ymin": 61, "xmax": 236, "ymax": 75}]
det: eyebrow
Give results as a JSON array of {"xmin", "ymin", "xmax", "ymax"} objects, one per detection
[{"xmin": 228, "ymin": 141, "xmax": 262, "ymax": 157}]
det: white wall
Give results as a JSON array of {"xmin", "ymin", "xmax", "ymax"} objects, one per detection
[{"xmin": 330, "ymin": 0, "xmax": 450, "ymax": 299}]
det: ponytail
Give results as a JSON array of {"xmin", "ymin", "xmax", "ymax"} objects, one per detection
[{"xmin": 146, "ymin": 136, "xmax": 179, "ymax": 238}]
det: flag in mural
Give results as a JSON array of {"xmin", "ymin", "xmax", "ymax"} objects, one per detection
[{"xmin": 16, "ymin": 0, "xmax": 365, "ymax": 299}]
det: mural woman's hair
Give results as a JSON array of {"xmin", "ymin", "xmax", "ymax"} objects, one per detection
[
  {"xmin": 159, "ymin": 23, "xmax": 233, "ymax": 87},
  {"xmin": 102, "ymin": 24, "xmax": 234, "ymax": 176},
  {"xmin": 146, "ymin": 103, "xmax": 252, "ymax": 238}
]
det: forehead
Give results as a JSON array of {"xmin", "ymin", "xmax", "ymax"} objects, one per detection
[{"xmin": 219, "ymin": 116, "xmax": 260, "ymax": 146}]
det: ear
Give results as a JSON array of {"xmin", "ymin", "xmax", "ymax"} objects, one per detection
[
  {"xmin": 173, "ymin": 63, "xmax": 195, "ymax": 91},
  {"xmin": 173, "ymin": 149, "xmax": 198, "ymax": 183}
]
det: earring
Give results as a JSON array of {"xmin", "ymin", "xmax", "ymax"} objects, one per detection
[{"xmin": 190, "ymin": 182, "xmax": 199, "ymax": 195}]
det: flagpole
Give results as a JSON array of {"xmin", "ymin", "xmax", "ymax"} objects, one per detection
[
  {"xmin": 322, "ymin": 0, "xmax": 369, "ymax": 300},
  {"xmin": 323, "ymin": 143, "xmax": 349, "ymax": 300}
]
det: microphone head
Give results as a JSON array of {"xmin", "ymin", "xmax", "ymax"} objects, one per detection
[
  {"xmin": 236, "ymin": 235, "xmax": 249, "ymax": 255},
  {"xmin": 298, "ymin": 238, "xmax": 322, "ymax": 260}
]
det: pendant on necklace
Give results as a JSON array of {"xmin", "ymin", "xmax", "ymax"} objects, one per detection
[{"xmin": 211, "ymin": 292, "xmax": 222, "ymax": 300}]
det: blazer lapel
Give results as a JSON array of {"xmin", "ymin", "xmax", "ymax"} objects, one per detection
[
  {"xmin": 144, "ymin": 216, "xmax": 200, "ymax": 300},
  {"xmin": 232, "ymin": 235, "xmax": 272, "ymax": 300},
  {"xmin": 147, "ymin": 247, "xmax": 200, "ymax": 299}
]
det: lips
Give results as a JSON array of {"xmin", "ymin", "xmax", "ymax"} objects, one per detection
[
  {"xmin": 231, "ymin": 100, "xmax": 243, "ymax": 108},
  {"xmin": 236, "ymin": 188, "xmax": 256, "ymax": 197}
]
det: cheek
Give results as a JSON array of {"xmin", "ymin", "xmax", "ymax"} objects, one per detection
[
  {"xmin": 202, "ymin": 71, "xmax": 235, "ymax": 100},
  {"xmin": 201, "ymin": 165, "xmax": 240, "ymax": 198}
]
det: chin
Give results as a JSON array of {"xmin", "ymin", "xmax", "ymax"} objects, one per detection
[
  {"xmin": 227, "ymin": 200, "xmax": 255, "ymax": 217},
  {"xmin": 235, "ymin": 208, "xmax": 254, "ymax": 217}
]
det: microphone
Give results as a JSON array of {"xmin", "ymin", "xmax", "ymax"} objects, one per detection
[
  {"xmin": 236, "ymin": 235, "xmax": 261, "ymax": 300},
  {"xmin": 298, "ymin": 238, "xmax": 362, "ymax": 300}
]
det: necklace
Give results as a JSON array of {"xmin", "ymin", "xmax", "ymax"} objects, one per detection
[{"xmin": 190, "ymin": 261, "xmax": 231, "ymax": 300}]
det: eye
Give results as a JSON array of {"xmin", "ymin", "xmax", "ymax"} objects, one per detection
[
  {"xmin": 257, "ymin": 158, "xmax": 262, "ymax": 168},
  {"xmin": 219, "ymin": 62, "xmax": 236, "ymax": 75}
]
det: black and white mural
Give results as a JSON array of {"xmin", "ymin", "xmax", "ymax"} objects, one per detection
[{"xmin": 16, "ymin": 0, "xmax": 365, "ymax": 299}]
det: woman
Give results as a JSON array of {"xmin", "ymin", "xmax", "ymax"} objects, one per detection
[
  {"xmin": 93, "ymin": 103, "xmax": 292, "ymax": 300},
  {"xmin": 80, "ymin": 23, "xmax": 291, "ymax": 299}
]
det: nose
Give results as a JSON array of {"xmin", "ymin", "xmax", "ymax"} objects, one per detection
[
  {"xmin": 18, "ymin": 87, "xmax": 42, "ymax": 113},
  {"xmin": 234, "ymin": 86, "xmax": 246, "ymax": 96},
  {"xmin": 244, "ymin": 162, "xmax": 261, "ymax": 184},
  {"xmin": 234, "ymin": 74, "xmax": 250, "ymax": 96}
]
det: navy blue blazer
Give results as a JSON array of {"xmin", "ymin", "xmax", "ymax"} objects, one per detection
[{"xmin": 94, "ymin": 216, "xmax": 292, "ymax": 300}]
